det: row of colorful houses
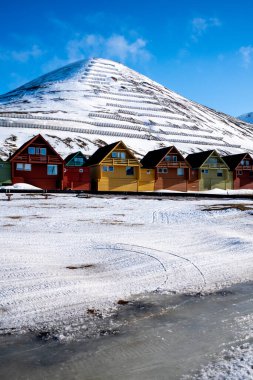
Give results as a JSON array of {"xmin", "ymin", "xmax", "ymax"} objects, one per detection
[{"xmin": 0, "ymin": 134, "xmax": 253, "ymax": 192}]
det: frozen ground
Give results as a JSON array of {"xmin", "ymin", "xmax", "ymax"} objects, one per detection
[{"xmin": 0, "ymin": 193, "xmax": 253, "ymax": 336}]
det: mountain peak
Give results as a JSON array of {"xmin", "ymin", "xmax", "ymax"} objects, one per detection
[{"xmin": 0, "ymin": 57, "xmax": 253, "ymax": 160}]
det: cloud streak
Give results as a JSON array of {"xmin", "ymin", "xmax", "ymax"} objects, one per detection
[
  {"xmin": 66, "ymin": 33, "xmax": 152, "ymax": 63},
  {"xmin": 191, "ymin": 17, "xmax": 221, "ymax": 41},
  {"xmin": 239, "ymin": 45, "xmax": 253, "ymax": 68}
]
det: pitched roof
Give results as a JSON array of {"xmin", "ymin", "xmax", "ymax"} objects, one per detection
[
  {"xmin": 64, "ymin": 151, "xmax": 87, "ymax": 164},
  {"xmin": 86, "ymin": 141, "xmax": 120, "ymax": 166},
  {"xmin": 140, "ymin": 146, "xmax": 175, "ymax": 168},
  {"xmin": 186, "ymin": 150, "xmax": 215, "ymax": 168},
  {"xmin": 8, "ymin": 134, "xmax": 63, "ymax": 162},
  {"xmin": 222, "ymin": 153, "xmax": 250, "ymax": 170}
]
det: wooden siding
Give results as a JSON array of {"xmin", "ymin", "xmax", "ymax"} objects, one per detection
[
  {"xmin": 199, "ymin": 169, "xmax": 233, "ymax": 191},
  {"xmin": 233, "ymin": 170, "xmax": 253, "ymax": 190},
  {"xmin": 0, "ymin": 161, "xmax": 11, "ymax": 185},
  {"xmin": 63, "ymin": 167, "xmax": 90, "ymax": 190},
  {"xmin": 139, "ymin": 168, "xmax": 155, "ymax": 191},
  {"xmin": 155, "ymin": 167, "xmax": 189, "ymax": 192},
  {"xmin": 97, "ymin": 165, "xmax": 139, "ymax": 192}
]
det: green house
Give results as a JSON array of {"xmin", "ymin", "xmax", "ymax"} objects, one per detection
[
  {"xmin": 186, "ymin": 150, "xmax": 233, "ymax": 191},
  {"xmin": 0, "ymin": 158, "xmax": 12, "ymax": 186}
]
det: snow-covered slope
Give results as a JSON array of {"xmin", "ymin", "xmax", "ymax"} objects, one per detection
[
  {"xmin": 0, "ymin": 57, "xmax": 252, "ymax": 160},
  {"xmin": 238, "ymin": 112, "xmax": 253, "ymax": 124}
]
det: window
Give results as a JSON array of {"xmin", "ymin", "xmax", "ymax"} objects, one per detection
[
  {"xmin": 112, "ymin": 151, "xmax": 126, "ymax": 159},
  {"xmin": 28, "ymin": 147, "xmax": 47, "ymax": 155},
  {"xmin": 16, "ymin": 163, "xmax": 31, "ymax": 171},
  {"xmin": 173, "ymin": 156, "xmax": 177, "ymax": 162},
  {"xmin": 24, "ymin": 164, "xmax": 31, "ymax": 171},
  {"xmin": 208, "ymin": 158, "xmax": 218, "ymax": 164},
  {"xmin": 245, "ymin": 160, "xmax": 250, "ymax": 166},
  {"xmin": 79, "ymin": 168, "xmax": 83, "ymax": 173},
  {"xmin": 47, "ymin": 165, "xmax": 58, "ymax": 175},
  {"xmin": 74, "ymin": 157, "xmax": 84, "ymax": 165},
  {"xmin": 16, "ymin": 163, "xmax": 23, "ymax": 171},
  {"xmin": 217, "ymin": 170, "xmax": 223, "ymax": 177},
  {"xmin": 237, "ymin": 170, "xmax": 243, "ymax": 176},
  {"xmin": 103, "ymin": 166, "xmax": 114, "ymax": 172},
  {"xmin": 158, "ymin": 168, "xmax": 168, "ymax": 173},
  {"xmin": 201, "ymin": 169, "xmax": 209, "ymax": 174},
  {"xmin": 165, "ymin": 156, "xmax": 171, "ymax": 161},
  {"xmin": 126, "ymin": 166, "xmax": 134, "ymax": 175},
  {"xmin": 146, "ymin": 170, "xmax": 151, "ymax": 174},
  {"xmin": 28, "ymin": 147, "xmax": 35, "ymax": 154},
  {"xmin": 250, "ymin": 171, "xmax": 253, "ymax": 177},
  {"xmin": 177, "ymin": 168, "xmax": 184, "ymax": 176}
]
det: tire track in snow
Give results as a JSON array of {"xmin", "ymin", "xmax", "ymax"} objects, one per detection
[{"xmin": 97, "ymin": 243, "xmax": 206, "ymax": 293}]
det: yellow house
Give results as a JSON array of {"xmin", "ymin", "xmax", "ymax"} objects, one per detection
[{"xmin": 87, "ymin": 141, "xmax": 154, "ymax": 192}]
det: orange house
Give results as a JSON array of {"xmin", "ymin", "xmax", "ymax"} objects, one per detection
[{"xmin": 140, "ymin": 146, "xmax": 190, "ymax": 191}]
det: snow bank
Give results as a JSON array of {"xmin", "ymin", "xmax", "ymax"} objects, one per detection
[
  {"xmin": 190, "ymin": 343, "xmax": 253, "ymax": 379},
  {"xmin": 0, "ymin": 182, "xmax": 42, "ymax": 190}
]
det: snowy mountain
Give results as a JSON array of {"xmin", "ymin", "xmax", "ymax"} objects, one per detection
[
  {"xmin": 0, "ymin": 57, "xmax": 253, "ymax": 160},
  {"xmin": 238, "ymin": 112, "xmax": 253, "ymax": 124}
]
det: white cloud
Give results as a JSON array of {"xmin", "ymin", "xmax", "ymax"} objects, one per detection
[
  {"xmin": 66, "ymin": 33, "xmax": 151, "ymax": 63},
  {"xmin": 239, "ymin": 45, "xmax": 253, "ymax": 68},
  {"xmin": 191, "ymin": 17, "xmax": 221, "ymax": 41},
  {"xmin": 11, "ymin": 45, "xmax": 43, "ymax": 63}
]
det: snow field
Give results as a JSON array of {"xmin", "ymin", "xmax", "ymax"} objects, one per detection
[{"xmin": 0, "ymin": 194, "xmax": 253, "ymax": 333}]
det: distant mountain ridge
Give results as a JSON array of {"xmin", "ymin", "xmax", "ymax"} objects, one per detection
[
  {"xmin": 0, "ymin": 57, "xmax": 252, "ymax": 160},
  {"xmin": 238, "ymin": 112, "xmax": 253, "ymax": 124}
]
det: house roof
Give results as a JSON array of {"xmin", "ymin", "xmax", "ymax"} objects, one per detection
[
  {"xmin": 140, "ymin": 147, "xmax": 175, "ymax": 168},
  {"xmin": 64, "ymin": 151, "xmax": 87, "ymax": 165},
  {"xmin": 86, "ymin": 141, "xmax": 121, "ymax": 166},
  {"xmin": 222, "ymin": 153, "xmax": 251, "ymax": 170},
  {"xmin": 8, "ymin": 134, "xmax": 63, "ymax": 162},
  {"xmin": 186, "ymin": 150, "xmax": 215, "ymax": 168}
]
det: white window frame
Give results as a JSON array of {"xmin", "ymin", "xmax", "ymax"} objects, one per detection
[
  {"xmin": 177, "ymin": 168, "xmax": 184, "ymax": 176},
  {"xmin": 16, "ymin": 163, "xmax": 23, "ymax": 171},
  {"xmin": 24, "ymin": 164, "xmax": 31, "ymax": 171}
]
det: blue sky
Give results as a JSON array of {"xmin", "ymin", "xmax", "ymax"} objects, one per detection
[{"xmin": 1, "ymin": 0, "xmax": 253, "ymax": 116}]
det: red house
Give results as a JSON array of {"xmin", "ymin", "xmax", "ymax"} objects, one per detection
[
  {"xmin": 140, "ymin": 146, "xmax": 190, "ymax": 191},
  {"xmin": 63, "ymin": 151, "xmax": 90, "ymax": 190},
  {"xmin": 9, "ymin": 134, "xmax": 64, "ymax": 190},
  {"xmin": 222, "ymin": 153, "xmax": 253, "ymax": 189}
]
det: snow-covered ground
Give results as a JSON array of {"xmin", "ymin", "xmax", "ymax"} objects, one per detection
[{"xmin": 0, "ymin": 193, "xmax": 253, "ymax": 336}]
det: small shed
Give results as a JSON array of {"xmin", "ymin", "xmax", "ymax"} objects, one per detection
[
  {"xmin": 63, "ymin": 151, "xmax": 90, "ymax": 190},
  {"xmin": 223, "ymin": 153, "xmax": 253, "ymax": 190}
]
